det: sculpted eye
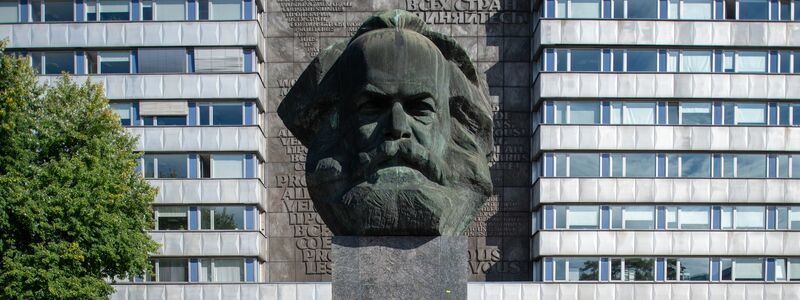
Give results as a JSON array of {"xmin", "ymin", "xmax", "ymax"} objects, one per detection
[
  {"xmin": 404, "ymin": 97, "xmax": 435, "ymax": 116},
  {"xmin": 357, "ymin": 99, "xmax": 390, "ymax": 115}
]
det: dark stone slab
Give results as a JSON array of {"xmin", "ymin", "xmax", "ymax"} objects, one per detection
[{"xmin": 332, "ymin": 236, "xmax": 468, "ymax": 300}]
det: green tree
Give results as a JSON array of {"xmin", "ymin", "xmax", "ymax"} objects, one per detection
[{"xmin": 0, "ymin": 46, "xmax": 158, "ymax": 299}]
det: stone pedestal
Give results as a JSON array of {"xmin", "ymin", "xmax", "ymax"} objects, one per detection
[{"xmin": 332, "ymin": 236, "xmax": 468, "ymax": 300}]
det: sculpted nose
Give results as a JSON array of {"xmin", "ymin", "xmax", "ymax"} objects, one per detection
[{"xmin": 386, "ymin": 102, "xmax": 412, "ymax": 140}]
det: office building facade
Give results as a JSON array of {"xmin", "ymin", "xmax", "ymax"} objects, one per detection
[{"xmin": 1, "ymin": 0, "xmax": 799, "ymax": 298}]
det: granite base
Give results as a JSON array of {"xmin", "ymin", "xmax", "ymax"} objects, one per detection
[{"xmin": 331, "ymin": 236, "xmax": 468, "ymax": 300}]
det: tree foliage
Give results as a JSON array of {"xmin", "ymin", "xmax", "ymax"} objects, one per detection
[{"xmin": 0, "ymin": 46, "xmax": 158, "ymax": 299}]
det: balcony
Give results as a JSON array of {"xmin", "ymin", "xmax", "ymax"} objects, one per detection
[
  {"xmin": 533, "ymin": 125, "xmax": 800, "ymax": 157},
  {"xmin": 533, "ymin": 73, "xmax": 800, "ymax": 104},
  {"xmin": 534, "ymin": 230, "xmax": 800, "ymax": 257},
  {"xmin": 533, "ymin": 178, "xmax": 800, "ymax": 206},
  {"xmin": 149, "ymin": 231, "xmax": 266, "ymax": 260},
  {"xmin": 148, "ymin": 179, "xmax": 266, "ymax": 208},
  {"xmin": 37, "ymin": 74, "xmax": 265, "ymax": 107},
  {"xmin": 534, "ymin": 19, "xmax": 800, "ymax": 53},
  {"xmin": 129, "ymin": 126, "xmax": 266, "ymax": 160},
  {"xmin": 0, "ymin": 20, "xmax": 264, "ymax": 56}
]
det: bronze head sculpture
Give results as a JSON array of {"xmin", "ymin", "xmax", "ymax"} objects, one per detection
[{"xmin": 278, "ymin": 10, "xmax": 494, "ymax": 236}]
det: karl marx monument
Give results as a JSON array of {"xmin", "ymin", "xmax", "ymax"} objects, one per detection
[{"xmin": 278, "ymin": 9, "xmax": 493, "ymax": 299}]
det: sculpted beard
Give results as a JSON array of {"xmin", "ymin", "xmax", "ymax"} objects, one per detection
[{"xmin": 305, "ymin": 120, "xmax": 492, "ymax": 235}]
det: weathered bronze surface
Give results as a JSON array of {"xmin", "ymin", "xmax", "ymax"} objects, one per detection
[{"xmin": 278, "ymin": 10, "xmax": 494, "ymax": 236}]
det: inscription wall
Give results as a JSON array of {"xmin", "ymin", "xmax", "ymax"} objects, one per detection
[{"xmin": 265, "ymin": 0, "xmax": 532, "ymax": 281}]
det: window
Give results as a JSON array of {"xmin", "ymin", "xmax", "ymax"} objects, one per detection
[
  {"xmin": 626, "ymin": 50, "xmax": 657, "ymax": 72},
  {"xmin": 611, "ymin": 153, "xmax": 656, "ymax": 177},
  {"xmin": 211, "ymin": 0, "xmax": 241, "ymax": 20},
  {"xmin": 569, "ymin": 153, "xmax": 600, "ymax": 177},
  {"xmin": 678, "ymin": 154, "xmax": 711, "ymax": 178},
  {"xmin": 0, "ymin": 0, "xmax": 18, "ymax": 23},
  {"xmin": 198, "ymin": 103, "xmax": 246, "ymax": 126},
  {"xmin": 553, "ymin": 258, "xmax": 599, "ymax": 281},
  {"xmin": 142, "ymin": 0, "xmax": 153, "ymax": 20},
  {"xmin": 570, "ymin": 0, "xmax": 601, "ymax": 18},
  {"xmin": 613, "ymin": 102, "xmax": 656, "ymax": 124},
  {"xmin": 738, "ymin": 0, "xmax": 769, "ymax": 19},
  {"xmin": 569, "ymin": 49, "xmax": 601, "ymax": 72},
  {"xmin": 142, "ymin": 154, "xmax": 188, "ymax": 178},
  {"xmin": 627, "ymin": 0, "xmax": 658, "ymax": 19},
  {"xmin": 200, "ymin": 206, "xmax": 245, "ymax": 230},
  {"xmin": 42, "ymin": 52, "xmax": 74, "ymax": 75},
  {"xmin": 722, "ymin": 51, "xmax": 735, "ymax": 72},
  {"xmin": 680, "ymin": 102, "xmax": 712, "ymax": 125},
  {"xmin": 680, "ymin": 0, "xmax": 712, "ymax": 19},
  {"xmin": 790, "ymin": 207, "xmax": 800, "ymax": 229},
  {"xmin": 555, "ymin": 49, "xmax": 568, "ymax": 71},
  {"xmin": 729, "ymin": 154, "xmax": 767, "ymax": 178},
  {"xmin": 721, "ymin": 258, "xmax": 733, "ymax": 280},
  {"xmin": 110, "ymin": 103, "xmax": 133, "ymax": 126},
  {"xmin": 155, "ymin": 206, "xmax": 187, "ymax": 230},
  {"xmin": 88, "ymin": 51, "xmax": 130, "ymax": 74},
  {"xmin": 195, "ymin": 48, "xmax": 244, "ymax": 73},
  {"xmin": 43, "ymin": 0, "xmax": 74, "ymax": 21},
  {"xmin": 138, "ymin": 48, "xmax": 186, "ymax": 73},
  {"xmin": 667, "ymin": 258, "xmax": 709, "ymax": 281},
  {"xmin": 793, "ymin": 156, "xmax": 800, "ymax": 179},
  {"xmin": 666, "ymin": 206, "xmax": 710, "ymax": 229},
  {"xmin": 143, "ymin": 116, "xmax": 187, "ymax": 126},
  {"xmin": 569, "ymin": 102, "xmax": 601, "ymax": 124},
  {"xmin": 736, "ymin": 51, "xmax": 768, "ymax": 73},
  {"xmin": 211, "ymin": 154, "xmax": 244, "ymax": 178},
  {"xmin": 565, "ymin": 206, "xmax": 599, "ymax": 229},
  {"xmin": 776, "ymin": 258, "xmax": 787, "ymax": 281},
  {"xmin": 622, "ymin": 258, "xmax": 654, "ymax": 281},
  {"xmin": 680, "ymin": 51, "xmax": 712, "ymax": 72},
  {"xmin": 735, "ymin": 207, "xmax": 765, "ymax": 229},
  {"xmin": 725, "ymin": 103, "xmax": 767, "ymax": 125},
  {"xmin": 790, "ymin": 259, "xmax": 800, "ymax": 281},
  {"xmin": 155, "ymin": 0, "xmax": 185, "ymax": 20},
  {"xmin": 199, "ymin": 0, "xmax": 209, "ymax": 18},
  {"xmin": 199, "ymin": 258, "xmax": 245, "ymax": 282},
  {"xmin": 87, "ymin": 0, "xmax": 130, "ymax": 20},
  {"xmin": 734, "ymin": 258, "xmax": 763, "ymax": 281},
  {"xmin": 623, "ymin": 206, "xmax": 654, "ymax": 229},
  {"xmin": 157, "ymin": 259, "xmax": 188, "ymax": 282},
  {"xmin": 549, "ymin": 101, "xmax": 601, "ymax": 124}
]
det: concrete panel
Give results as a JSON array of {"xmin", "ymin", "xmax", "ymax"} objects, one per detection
[
  {"xmin": 149, "ymin": 231, "xmax": 266, "ymax": 260},
  {"xmin": 533, "ymin": 178, "xmax": 800, "ymax": 206},
  {"xmin": 534, "ymin": 73, "xmax": 800, "ymax": 105},
  {"xmin": 148, "ymin": 179, "xmax": 266, "ymax": 209},
  {"xmin": 535, "ymin": 231, "xmax": 800, "ymax": 257}
]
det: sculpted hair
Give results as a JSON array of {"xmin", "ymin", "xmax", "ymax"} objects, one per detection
[{"xmin": 279, "ymin": 9, "xmax": 494, "ymax": 165}]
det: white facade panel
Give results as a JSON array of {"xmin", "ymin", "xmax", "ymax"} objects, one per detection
[
  {"xmin": 128, "ymin": 126, "xmax": 267, "ymax": 160},
  {"xmin": 148, "ymin": 179, "xmax": 266, "ymax": 208},
  {"xmin": 111, "ymin": 283, "xmax": 330, "ymax": 300},
  {"xmin": 534, "ymin": 125, "xmax": 800, "ymax": 155},
  {"xmin": 112, "ymin": 283, "xmax": 800, "ymax": 300},
  {"xmin": 534, "ymin": 178, "xmax": 800, "ymax": 205},
  {"xmin": 149, "ymin": 231, "xmax": 265, "ymax": 259},
  {"xmin": 0, "ymin": 21, "xmax": 263, "ymax": 56},
  {"xmin": 537, "ymin": 20, "xmax": 800, "ymax": 50},
  {"xmin": 37, "ymin": 74, "xmax": 265, "ymax": 107},
  {"xmin": 535, "ymin": 231, "xmax": 800, "ymax": 257},
  {"xmin": 535, "ymin": 73, "xmax": 800, "ymax": 103}
]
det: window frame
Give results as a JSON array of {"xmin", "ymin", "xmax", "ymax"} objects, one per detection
[
  {"xmin": 154, "ymin": 206, "xmax": 189, "ymax": 230},
  {"xmin": 141, "ymin": 154, "xmax": 190, "ymax": 179},
  {"xmin": 198, "ymin": 205, "xmax": 247, "ymax": 230}
]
